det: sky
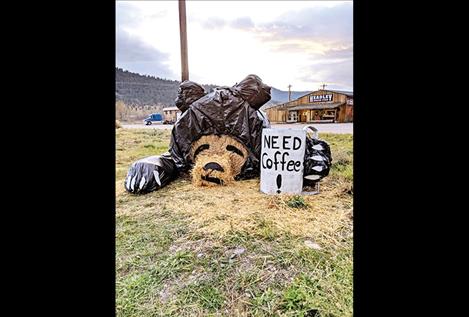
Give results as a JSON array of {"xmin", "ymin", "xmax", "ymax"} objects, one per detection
[{"xmin": 116, "ymin": 0, "xmax": 353, "ymax": 92}]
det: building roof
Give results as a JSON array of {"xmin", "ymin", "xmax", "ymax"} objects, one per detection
[
  {"xmin": 288, "ymin": 102, "xmax": 344, "ymax": 111},
  {"xmin": 162, "ymin": 106, "xmax": 180, "ymax": 111},
  {"xmin": 261, "ymin": 103, "xmax": 283, "ymax": 110},
  {"xmin": 327, "ymin": 90, "xmax": 353, "ymax": 97}
]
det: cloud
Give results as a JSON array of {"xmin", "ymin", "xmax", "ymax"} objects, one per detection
[
  {"xmin": 324, "ymin": 46, "xmax": 353, "ymax": 59},
  {"xmin": 116, "ymin": 2, "xmax": 175, "ymax": 79},
  {"xmin": 298, "ymin": 59, "xmax": 353, "ymax": 90},
  {"xmin": 116, "ymin": 2, "xmax": 167, "ymax": 28},
  {"xmin": 229, "ymin": 17, "xmax": 254, "ymax": 30},
  {"xmin": 256, "ymin": 3, "xmax": 353, "ymax": 44},
  {"xmin": 201, "ymin": 17, "xmax": 226, "ymax": 29},
  {"xmin": 116, "ymin": 2, "xmax": 142, "ymax": 30},
  {"xmin": 224, "ymin": 3, "xmax": 352, "ymax": 51},
  {"xmin": 200, "ymin": 16, "xmax": 254, "ymax": 31},
  {"xmin": 240, "ymin": 3, "xmax": 354, "ymax": 90},
  {"xmin": 116, "ymin": 29, "xmax": 176, "ymax": 80},
  {"xmin": 144, "ymin": 10, "xmax": 167, "ymax": 20},
  {"xmin": 306, "ymin": 45, "xmax": 353, "ymax": 89}
]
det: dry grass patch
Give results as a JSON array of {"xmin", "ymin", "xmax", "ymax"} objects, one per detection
[{"xmin": 154, "ymin": 177, "xmax": 352, "ymax": 245}]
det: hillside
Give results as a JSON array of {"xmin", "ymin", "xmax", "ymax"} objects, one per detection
[
  {"xmin": 116, "ymin": 68, "xmax": 176, "ymax": 106},
  {"xmin": 115, "ymin": 68, "xmax": 310, "ymax": 108},
  {"xmin": 270, "ymin": 87, "xmax": 310, "ymax": 104}
]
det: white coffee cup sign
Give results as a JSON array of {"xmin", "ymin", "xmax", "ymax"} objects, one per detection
[{"xmin": 260, "ymin": 128, "xmax": 306, "ymax": 194}]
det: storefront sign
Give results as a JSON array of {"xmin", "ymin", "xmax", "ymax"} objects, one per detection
[{"xmin": 309, "ymin": 94, "xmax": 333, "ymax": 103}]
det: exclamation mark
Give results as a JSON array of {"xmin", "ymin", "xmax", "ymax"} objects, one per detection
[{"xmin": 276, "ymin": 174, "xmax": 282, "ymax": 194}]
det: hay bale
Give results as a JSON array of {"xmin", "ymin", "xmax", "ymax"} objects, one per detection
[{"xmin": 190, "ymin": 135, "xmax": 249, "ymax": 186}]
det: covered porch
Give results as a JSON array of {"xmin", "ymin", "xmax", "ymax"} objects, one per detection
[{"xmin": 287, "ymin": 102, "xmax": 343, "ymax": 123}]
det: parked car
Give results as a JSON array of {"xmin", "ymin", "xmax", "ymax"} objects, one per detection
[{"xmin": 143, "ymin": 113, "xmax": 163, "ymax": 125}]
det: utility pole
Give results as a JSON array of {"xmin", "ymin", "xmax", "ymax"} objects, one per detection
[
  {"xmin": 178, "ymin": 0, "xmax": 189, "ymax": 81},
  {"xmin": 288, "ymin": 84, "xmax": 292, "ymax": 101}
]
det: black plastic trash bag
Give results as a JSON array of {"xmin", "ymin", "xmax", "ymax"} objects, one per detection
[
  {"xmin": 174, "ymin": 80, "xmax": 206, "ymax": 113},
  {"xmin": 169, "ymin": 74, "xmax": 272, "ymax": 179},
  {"xmin": 231, "ymin": 74, "xmax": 272, "ymax": 110},
  {"xmin": 303, "ymin": 126, "xmax": 332, "ymax": 186},
  {"xmin": 124, "ymin": 153, "xmax": 177, "ymax": 194}
]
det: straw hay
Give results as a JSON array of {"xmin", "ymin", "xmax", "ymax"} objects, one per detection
[
  {"xmin": 191, "ymin": 154, "xmax": 233, "ymax": 186},
  {"xmin": 131, "ymin": 175, "xmax": 353, "ymax": 242},
  {"xmin": 190, "ymin": 135, "xmax": 249, "ymax": 186}
]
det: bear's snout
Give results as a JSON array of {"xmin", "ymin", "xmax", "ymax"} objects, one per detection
[{"xmin": 203, "ymin": 162, "xmax": 224, "ymax": 172}]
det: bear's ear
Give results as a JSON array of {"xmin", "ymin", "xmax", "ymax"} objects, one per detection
[
  {"xmin": 249, "ymin": 83, "xmax": 271, "ymax": 110},
  {"xmin": 232, "ymin": 75, "xmax": 271, "ymax": 110},
  {"xmin": 174, "ymin": 80, "xmax": 207, "ymax": 112}
]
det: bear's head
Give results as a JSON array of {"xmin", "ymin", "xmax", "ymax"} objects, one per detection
[
  {"xmin": 190, "ymin": 134, "xmax": 249, "ymax": 186},
  {"xmin": 170, "ymin": 75, "xmax": 271, "ymax": 186}
]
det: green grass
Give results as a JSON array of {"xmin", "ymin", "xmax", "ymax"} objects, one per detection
[
  {"xmin": 180, "ymin": 281, "xmax": 225, "ymax": 311},
  {"xmin": 116, "ymin": 129, "xmax": 171, "ymax": 180},
  {"xmin": 286, "ymin": 196, "xmax": 309, "ymax": 209},
  {"xmin": 324, "ymin": 133, "xmax": 353, "ymax": 182},
  {"xmin": 116, "ymin": 128, "xmax": 353, "ymax": 316}
]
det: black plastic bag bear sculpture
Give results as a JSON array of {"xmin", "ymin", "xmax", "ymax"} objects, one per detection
[{"xmin": 124, "ymin": 74, "xmax": 332, "ymax": 194}]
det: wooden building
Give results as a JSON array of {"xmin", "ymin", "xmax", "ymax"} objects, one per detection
[
  {"xmin": 162, "ymin": 106, "xmax": 182, "ymax": 123},
  {"xmin": 264, "ymin": 89, "xmax": 353, "ymax": 123}
]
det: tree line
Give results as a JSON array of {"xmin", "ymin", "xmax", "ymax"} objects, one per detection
[{"xmin": 116, "ymin": 68, "xmax": 217, "ymax": 107}]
